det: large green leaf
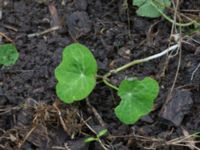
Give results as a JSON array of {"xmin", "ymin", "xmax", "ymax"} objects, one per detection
[
  {"xmin": 133, "ymin": 0, "xmax": 171, "ymax": 18},
  {"xmin": 55, "ymin": 43, "xmax": 97, "ymax": 103},
  {"xmin": 0, "ymin": 44, "xmax": 19, "ymax": 66},
  {"xmin": 115, "ymin": 77, "xmax": 159, "ymax": 124}
]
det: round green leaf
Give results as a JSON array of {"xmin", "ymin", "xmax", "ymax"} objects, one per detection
[
  {"xmin": 0, "ymin": 44, "xmax": 19, "ymax": 66},
  {"xmin": 55, "ymin": 43, "xmax": 97, "ymax": 103},
  {"xmin": 115, "ymin": 77, "xmax": 159, "ymax": 124}
]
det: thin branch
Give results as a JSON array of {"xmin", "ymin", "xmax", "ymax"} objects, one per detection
[
  {"xmin": 86, "ymin": 98, "xmax": 106, "ymax": 128},
  {"xmin": 0, "ymin": 32, "xmax": 13, "ymax": 42},
  {"xmin": 191, "ymin": 63, "xmax": 200, "ymax": 81},
  {"xmin": 28, "ymin": 26, "xmax": 60, "ymax": 38}
]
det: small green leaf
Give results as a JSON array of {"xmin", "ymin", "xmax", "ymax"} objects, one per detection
[
  {"xmin": 55, "ymin": 43, "xmax": 97, "ymax": 103},
  {"xmin": 0, "ymin": 44, "xmax": 19, "ymax": 66},
  {"xmin": 97, "ymin": 129, "xmax": 108, "ymax": 138},
  {"xmin": 115, "ymin": 77, "xmax": 159, "ymax": 124},
  {"xmin": 84, "ymin": 137, "xmax": 97, "ymax": 143},
  {"xmin": 133, "ymin": 0, "xmax": 171, "ymax": 18}
]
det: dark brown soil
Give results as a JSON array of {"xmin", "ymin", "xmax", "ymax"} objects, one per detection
[{"xmin": 0, "ymin": 0, "xmax": 200, "ymax": 150}]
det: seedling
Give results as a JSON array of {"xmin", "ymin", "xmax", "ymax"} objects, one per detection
[
  {"xmin": 55, "ymin": 43, "xmax": 180, "ymax": 124},
  {"xmin": 0, "ymin": 44, "xmax": 19, "ymax": 66},
  {"xmin": 84, "ymin": 129, "xmax": 108, "ymax": 143}
]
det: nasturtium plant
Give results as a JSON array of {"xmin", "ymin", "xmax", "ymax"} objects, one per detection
[
  {"xmin": 55, "ymin": 43, "xmax": 97, "ymax": 103},
  {"xmin": 55, "ymin": 43, "xmax": 161, "ymax": 125},
  {"xmin": 133, "ymin": 0, "xmax": 171, "ymax": 18},
  {"xmin": 115, "ymin": 77, "xmax": 159, "ymax": 124},
  {"xmin": 0, "ymin": 44, "xmax": 19, "ymax": 66}
]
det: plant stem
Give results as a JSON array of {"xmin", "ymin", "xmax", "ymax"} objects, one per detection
[
  {"xmin": 102, "ymin": 43, "xmax": 180, "ymax": 90},
  {"xmin": 109, "ymin": 43, "xmax": 179, "ymax": 76},
  {"xmin": 98, "ymin": 139, "xmax": 109, "ymax": 150},
  {"xmin": 103, "ymin": 77, "xmax": 119, "ymax": 90},
  {"xmin": 151, "ymin": 1, "xmax": 198, "ymax": 27}
]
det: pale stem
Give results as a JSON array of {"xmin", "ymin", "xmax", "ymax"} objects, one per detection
[
  {"xmin": 110, "ymin": 43, "xmax": 180, "ymax": 75},
  {"xmin": 103, "ymin": 43, "xmax": 180, "ymax": 90}
]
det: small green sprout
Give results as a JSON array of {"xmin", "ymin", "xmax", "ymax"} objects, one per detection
[
  {"xmin": 55, "ymin": 43, "xmax": 180, "ymax": 124},
  {"xmin": 0, "ymin": 44, "xmax": 19, "ymax": 66},
  {"xmin": 84, "ymin": 129, "xmax": 108, "ymax": 143}
]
